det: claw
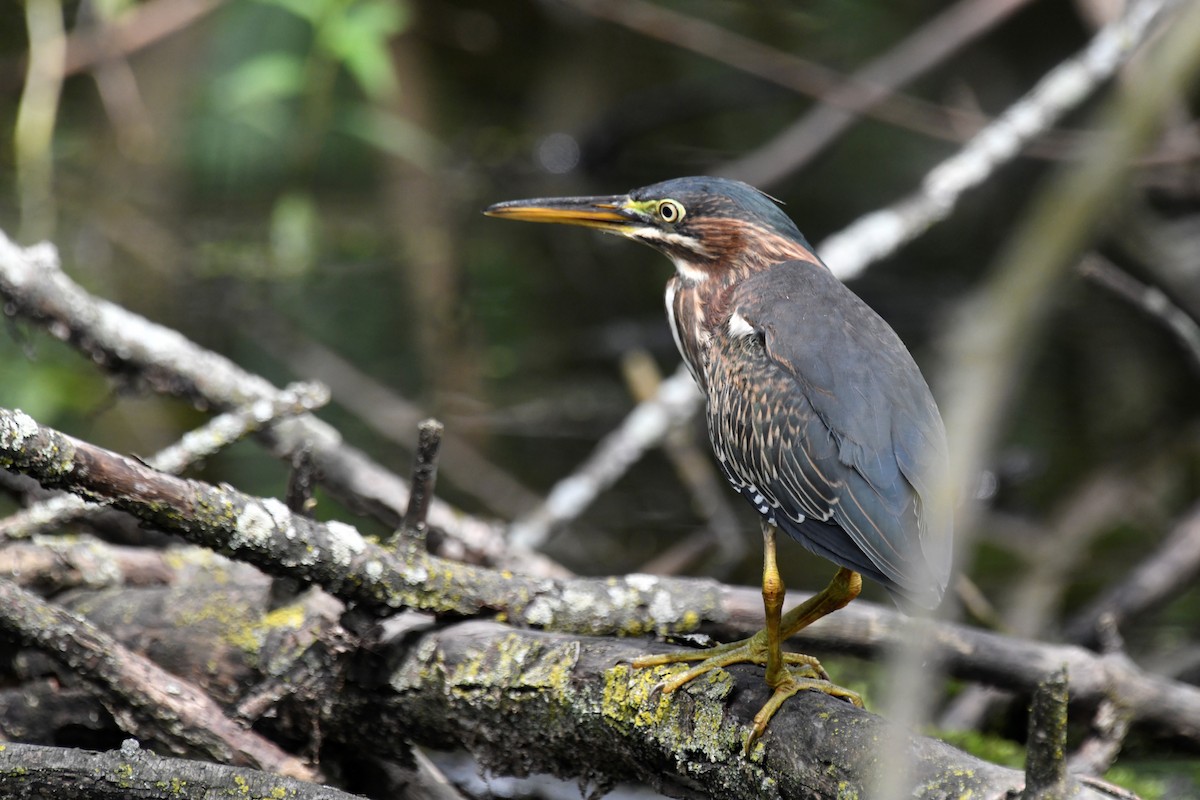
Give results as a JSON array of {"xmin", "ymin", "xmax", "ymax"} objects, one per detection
[
  {"xmin": 742, "ymin": 676, "xmax": 864, "ymax": 755},
  {"xmin": 631, "ymin": 566, "xmax": 865, "ymax": 755}
]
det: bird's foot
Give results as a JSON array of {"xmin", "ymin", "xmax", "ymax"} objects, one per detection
[
  {"xmin": 630, "ymin": 631, "xmax": 862, "ymax": 754},
  {"xmin": 632, "ymin": 630, "xmax": 827, "ymax": 687},
  {"xmin": 744, "ymin": 674, "xmax": 862, "ymax": 754}
]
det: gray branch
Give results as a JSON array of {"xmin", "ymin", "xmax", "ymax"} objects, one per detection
[
  {"xmin": 0, "ymin": 228, "xmax": 564, "ymax": 578},
  {"xmin": 3, "ymin": 404, "xmax": 1199, "ymax": 763},
  {"xmin": 0, "ymin": 741, "xmax": 359, "ymax": 800},
  {"xmin": 816, "ymin": 0, "xmax": 1179, "ymax": 280},
  {"xmin": 351, "ymin": 619, "xmax": 1120, "ymax": 800}
]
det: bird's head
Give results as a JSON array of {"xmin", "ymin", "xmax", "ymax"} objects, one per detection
[{"xmin": 485, "ymin": 176, "xmax": 817, "ymax": 282}]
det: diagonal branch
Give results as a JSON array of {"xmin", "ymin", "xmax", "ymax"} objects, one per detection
[
  {"xmin": 816, "ymin": 0, "xmax": 1181, "ymax": 280},
  {"xmin": 0, "ymin": 230, "xmax": 564, "ymax": 578},
  {"xmin": 0, "ymin": 576, "xmax": 315, "ymax": 780},
  {"xmin": 562, "ymin": 0, "xmax": 984, "ymax": 143},
  {"xmin": 0, "ymin": 380, "xmax": 328, "ymax": 541},
  {"xmin": 720, "ymin": 0, "xmax": 1035, "ymax": 188}
]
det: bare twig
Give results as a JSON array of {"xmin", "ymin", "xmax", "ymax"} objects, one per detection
[
  {"xmin": 507, "ymin": 364, "xmax": 701, "ymax": 551},
  {"xmin": 1022, "ymin": 666, "xmax": 1070, "ymax": 800},
  {"xmin": 1067, "ymin": 614, "xmax": 1135, "ymax": 777},
  {"xmin": 396, "ymin": 418, "xmax": 444, "ymax": 544},
  {"xmin": 1080, "ymin": 253, "xmax": 1200, "ymax": 371},
  {"xmin": 1065, "ymin": 500, "xmax": 1200, "ymax": 647},
  {"xmin": 0, "ymin": 381, "xmax": 330, "ymax": 541},
  {"xmin": 1069, "ymin": 696, "xmax": 1134, "ymax": 778},
  {"xmin": 720, "ymin": 0, "xmax": 1035, "ymax": 188},
  {"xmin": 286, "ymin": 442, "xmax": 320, "ymax": 519},
  {"xmin": 817, "ymin": 0, "xmax": 1179, "ymax": 281}
]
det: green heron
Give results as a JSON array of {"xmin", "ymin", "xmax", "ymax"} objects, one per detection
[{"xmin": 485, "ymin": 176, "xmax": 951, "ymax": 750}]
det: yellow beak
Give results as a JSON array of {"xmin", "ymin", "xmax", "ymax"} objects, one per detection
[{"xmin": 484, "ymin": 195, "xmax": 639, "ymax": 232}]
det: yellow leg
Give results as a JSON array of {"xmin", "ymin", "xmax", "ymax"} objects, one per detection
[{"xmin": 632, "ymin": 522, "xmax": 863, "ymax": 753}]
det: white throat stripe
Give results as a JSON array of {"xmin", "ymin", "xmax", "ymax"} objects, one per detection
[{"xmin": 672, "ymin": 259, "xmax": 708, "ymax": 283}]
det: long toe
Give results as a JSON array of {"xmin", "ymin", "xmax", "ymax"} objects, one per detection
[
  {"xmin": 745, "ymin": 677, "xmax": 864, "ymax": 755},
  {"xmin": 631, "ymin": 633, "xmax": 773, "ymax": 694}
]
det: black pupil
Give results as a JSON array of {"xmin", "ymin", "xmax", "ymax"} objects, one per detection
[{"xmin": 662, "ymin": 203, "xmax": 676, "ymax": 221}]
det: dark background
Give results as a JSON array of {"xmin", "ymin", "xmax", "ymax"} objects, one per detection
[{"xmin": 2, "ymin": 1, "xmax": 1198, "ymax": 794}]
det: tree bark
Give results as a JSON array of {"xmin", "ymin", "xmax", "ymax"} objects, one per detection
[{"xmin": 0, "ymin": 404, "xmax": 1142, "ymax": 796}]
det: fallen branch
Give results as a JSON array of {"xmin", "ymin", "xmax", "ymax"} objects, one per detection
[
  {"xmin": 0, "ymin": 576, "xmax": 315, "ymax": 780},
  {"xmin": 0, "ymin": 741, "xmax": 354, "ymax": 800},
  {"xmin": 347, "ymin": 619, "xmax": 1122, "ymax": 800},
  {"xmin": 4, "ymin": 405, "xmax": 1200, "ymax": 751}
]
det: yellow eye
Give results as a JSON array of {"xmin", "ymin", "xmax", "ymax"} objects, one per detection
[{"xmin": 657, "ymin": 199, "xmax": 685, "ymax": 224}]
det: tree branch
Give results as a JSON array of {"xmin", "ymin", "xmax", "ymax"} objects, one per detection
[
  {"xmin": 0, "ymin": 576, "xmax": 315, "ymax": 780},
  {"xmin": 816, "ymin": 0, "xmax": 1181, "ymax": 280},
  {"xmin": 0, "ymin": 380, "xmax": 328, "ymax": 542},
  {"xmin": 0, "ymin": 741, "xmax": 356, "ymax": 800},
  {"xmin": 0, "ymin": 229, "xmax": 564, "ymax": 578},
  {"xmin": 720, "ymin": 0, "xmax": 1035, "ymax": 188},
  {"xmin": 4, "ymin": 404, "xmax": 1200, "ymax": 755},
  {"xmin": 348, "ymin": 619, "xmax": 1121, "ymax": 800}
]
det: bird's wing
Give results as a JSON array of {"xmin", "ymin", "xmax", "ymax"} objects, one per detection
[{"xmin": 716, "ymin": 260, "xmax": 951, "ymax": 606}]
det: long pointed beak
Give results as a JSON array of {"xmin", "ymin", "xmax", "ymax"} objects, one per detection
[{"xmin": 483, "ymin": 194, "xmax": 640, "ymax": 232}]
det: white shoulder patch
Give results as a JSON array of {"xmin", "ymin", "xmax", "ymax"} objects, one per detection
[{"xmin": 727, "ymin": 311, "xmax": 756, "ymax": 339}]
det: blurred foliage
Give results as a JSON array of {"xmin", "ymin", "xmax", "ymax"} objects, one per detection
[
  {"xmin": 2, "ymin": 0, "xmax": 1200, "ymax": 788},
  {"xmin": 935, "ymin": 728, "xmax": 1026, "ymax": 769}
]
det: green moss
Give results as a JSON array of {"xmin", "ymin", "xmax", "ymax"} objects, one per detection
[
  {"xmin": 442, "ymin": 632, "xmax": 577, "ymax": 705},
  {"xmin": 171, "ymin": 594, "xmax": 307, "ymax": 668},
  {"xmin": 835, "ymin": 780, "xmax": 859, "ymax": 799},
  {"xmin": 113, "ymin": 762, "xmax": 134, "ymax": 788},
  {"xmin": 601, "ymin": 662, "xmax": 741, "ymax": 761}
]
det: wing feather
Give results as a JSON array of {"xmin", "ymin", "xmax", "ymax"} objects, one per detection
[{"xmin": 705, "ymin": 260, "xmax": 951, "ymax": 607}]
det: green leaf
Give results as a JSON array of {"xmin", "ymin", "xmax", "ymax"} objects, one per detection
[
  {"xmin": 216, "ymin": 52, "xmax": 307, "ymax": 112},
  {"xmin": 317, "ymin": 0, "xmax": 408, "ymax": 99}
]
